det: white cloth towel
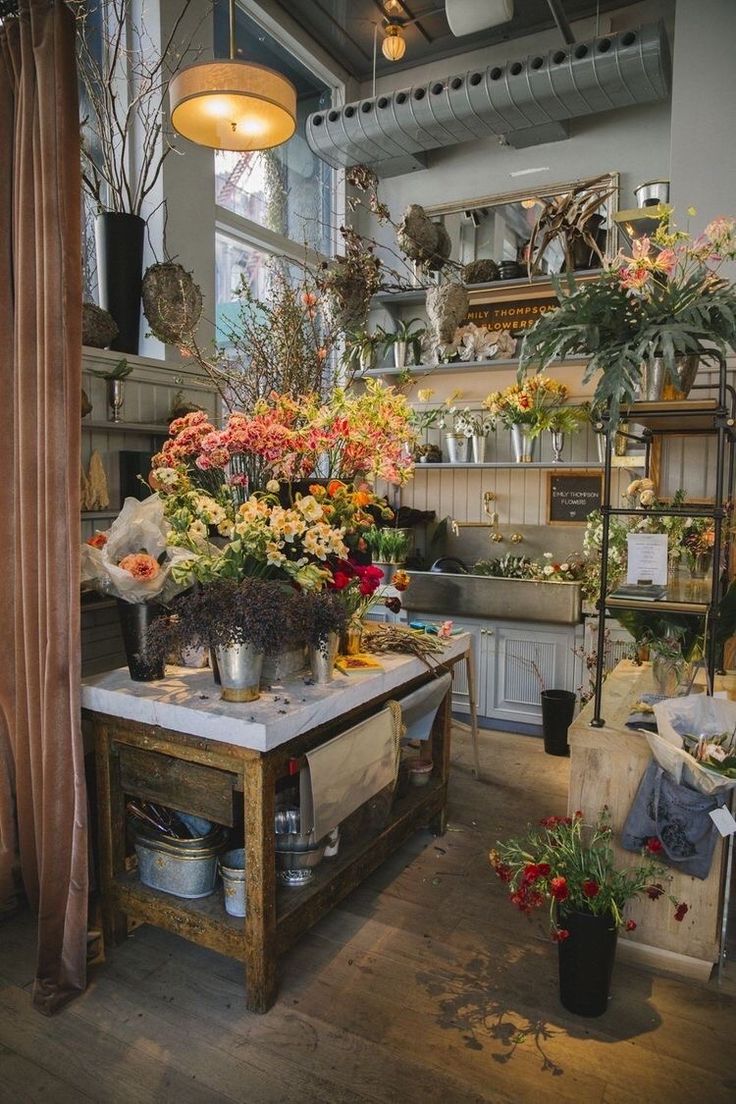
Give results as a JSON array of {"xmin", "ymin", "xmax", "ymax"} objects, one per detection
[{"xmin": 398, "ymin": 671, "xmax": 452, "ymax": 743}]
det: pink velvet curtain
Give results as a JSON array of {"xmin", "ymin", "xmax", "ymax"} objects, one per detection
[{"xmin": 0, "ymin": 0, "xmax": 88, "ymax": 1013}]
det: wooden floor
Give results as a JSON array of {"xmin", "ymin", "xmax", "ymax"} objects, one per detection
[{"xmin": 2, "ymin": 727, "xmax": 736, "ymax": 1104}]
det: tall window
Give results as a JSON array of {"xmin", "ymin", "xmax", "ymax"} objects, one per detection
[{"xmin": 213, "ymin": 1, "xmax": 338, "ymax": 341}]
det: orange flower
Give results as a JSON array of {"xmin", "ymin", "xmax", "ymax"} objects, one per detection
[
  {"xmin": 327, "ymin": 480, "xmax": 346, "ymax": 497},
  {"xmin": 119, "ymin": 553, "xmax": 160, "ymax": 581},
  {"xmin": 392, "ymin": 570, "xmax": 410, "ymax": 591},
  {"xmin": 86, "ymin": 532, "xmax": 107, "ymax": 549},
  {"xmin": 353, "ymin": 490, "xmax": 373, "ymax": 507}
]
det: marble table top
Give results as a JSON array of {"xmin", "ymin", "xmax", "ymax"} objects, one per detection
[{"xmin": 81, "ymin": 634, "xmax": 469, "ymax": 753}]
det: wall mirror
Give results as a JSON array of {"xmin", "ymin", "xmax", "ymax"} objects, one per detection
[{"xmin": 425, "ymin": 172, "xmax": 619, "ymax": 278}]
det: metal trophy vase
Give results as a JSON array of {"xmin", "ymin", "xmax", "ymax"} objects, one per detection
[
  {"xmin": 471, "ymin": 434, "xmax": 487, "ymax": 463},
  {"xmin": 558, "ymin": 909, "xmax": 618, "ymax": 1017},
  {"xmin": 106, "ymin": 378, "xmax": 125, "ymax": 423},
  {"xmin": 116, "ymin": 599, "xmax": 165, "ymax": 682},
  {"xmin": 511, "ymin": 424, "xmax": 536, "ymax": 463},
  {"xmin": 214, "ymin": 641, "xmax": 264, "ymax": 702},
  {"xmin": 445, "ymin": 433, "xmax": 469, "ymax": 463},
  {"xmin": 309, "ymin": 631, "xmax": 339, "ymax": 684},
  {"xmin": 550, "ymin": 430, "xmax": 565, "ymax": 463},
  {"xmin": 95, "ymin": 211, "xmax": 145, "ymax": 354}
]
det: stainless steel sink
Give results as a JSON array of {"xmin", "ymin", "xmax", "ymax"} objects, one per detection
[{"xmin": 404, "ymin": 572, "xmax": 582, "ymax": 625}]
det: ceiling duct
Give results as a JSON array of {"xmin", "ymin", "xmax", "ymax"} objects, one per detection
[{"xmin": 307, "ymin": 22, "xmax": 670, "ymax": 178}]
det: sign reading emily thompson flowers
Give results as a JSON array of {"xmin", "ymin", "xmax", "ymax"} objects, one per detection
[
  {"xmin": 464, "ymin": 293, "xmax": 558, "ymax": 335},
  {"xmin": 547, "ymin": 471, "xmax": 603, "ymax": 525}
]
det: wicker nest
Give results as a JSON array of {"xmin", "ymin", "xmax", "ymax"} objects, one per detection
[
  {"xmin": 426, "ymin": 282, "xmax": 469, "ymax": 346},
  {"xmin": 462, "ymin": 259, "xmax": 499, "ymax": 284},
  {"xmin": 397, "ymin": 204, "xmax": 451, "ymax": 270},
  {"xmin": 142, "ymin": 262, "xmax": 203, "ymax": 345},
  {"xmin": 82, "ymin": 302, "xmax": 118, "ymax": 348}
]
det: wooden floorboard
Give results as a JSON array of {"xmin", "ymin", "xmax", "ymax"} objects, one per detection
[{"xmin": 1, "ymin": 727, "xmax": 735, "ymax": 1104}]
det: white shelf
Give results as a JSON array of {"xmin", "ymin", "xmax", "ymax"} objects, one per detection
[
  {"xmin": 82, "ymin": 420, "xmax": 171, "ymax": 434},
  {"xmin": 372, "ymin": 268, "xmax": 604, "ymax": 308},
  {"xmin": 414, "ymin": 461, "xmax": 603, "ymax": 470},
  {"xmin": 82, "ymin": 510, "xmax": 119, "ymax": 520},
  {"xmin": 365, "ymin": 356, "xmax": 589, "ymax": 377}
]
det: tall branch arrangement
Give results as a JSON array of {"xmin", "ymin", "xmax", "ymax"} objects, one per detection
[{"xmin": 73, "ymin": 0, "xmax": 209, "ymax": 216}]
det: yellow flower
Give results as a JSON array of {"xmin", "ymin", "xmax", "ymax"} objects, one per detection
[
  {"xmin": 295, "ymin": 495, "xmax": 324, "ymax": 522},
  {"xmin": 417, "ymin": 388, "xmax": 434, "ymax": 403}
]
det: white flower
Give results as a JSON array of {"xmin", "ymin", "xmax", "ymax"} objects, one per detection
[
  {"xmin": 543, "ymin": 564, "xmax": 554, "ymax": 576},
  {"xmin": 187, "ymin": 519, "xmax": 208, "ymax": 542},
  {"xmin": 295, "ymin": 495, "xmax": 323, "ymax": 522},
  {"xmin": 559, "ymin": 563, "xmax": 570, "ymax": 573},
  {"xmin": 266, "ymin": 479, "xmax": 280, "ymax": 493},
  {"xmin": 543, "ymin": 552, "xmax": 553, "ymax": 560}
]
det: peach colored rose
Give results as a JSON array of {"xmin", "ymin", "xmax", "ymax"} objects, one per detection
[
  {"xmin": 86, "ymin": 532, "xmax": 107, "ymax": 549},
  {"xmin": 118, "ymin": 553, "xmax": 160, "ymax": 581}
]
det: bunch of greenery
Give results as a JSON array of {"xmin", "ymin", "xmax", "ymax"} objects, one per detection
[
  {"xmin": 521, "ymin": 210, "xmax": 736, "ymax": 423},
  {"xmin": 364, "ymin": 525, "xmax": 410, "ymax": 564}
]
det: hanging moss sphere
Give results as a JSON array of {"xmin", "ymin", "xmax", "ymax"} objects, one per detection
[
  {"xmin": 82, "ymin": 302, "xmax": 119, "ymax": 348},
  {"xmin": 142, "ymin": 262, "xmax": 203, "ymax": 346}
]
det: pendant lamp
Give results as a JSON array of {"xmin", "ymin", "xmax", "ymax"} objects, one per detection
[
  {"xmin": 169, "ymin": 0, "xmax": 296, "ymax": 152},
  {"xmin": 381, "ymin": 25, "xmax": 406, "ymax": 62}
]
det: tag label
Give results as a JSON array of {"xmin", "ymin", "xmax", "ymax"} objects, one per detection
[{"xmin": 709, "ymin": 807, "xmax": 736, "ymax": 837}]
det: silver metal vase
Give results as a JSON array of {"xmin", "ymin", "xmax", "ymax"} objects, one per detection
[
  {"xmin": 511, "ymin": 425, "xmax": 536, "ymax": 463},
  {"xmin": 214, "ymin": 641, "xmax": 264, "ymax": 702},
  {"xmin": 309, "ymin": 631, "xmax": 339, "ymax": 684}
]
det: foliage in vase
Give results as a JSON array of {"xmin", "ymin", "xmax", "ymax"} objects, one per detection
[
  {"xmin": 490, "ymin": 809, "xmax": 688, "ymax": 942},
  {"xmin": 328, "ymin": 561, "xmax": 410, "ymax": 625},
  {"xmin": 521, "ymin": 209, "xmax": 736, "ymax": 422},
  {"xmin": 364, "ymin": 525, "xmax": 410, "ymax": 564}
]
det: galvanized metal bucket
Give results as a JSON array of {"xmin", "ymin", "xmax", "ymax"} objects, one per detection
[
  {"xmin": 219, "ymin": 848, "xmax": 246, "ymax": 917},
  {"xmin": 133, "ymin": 824, "xmax": 227, "ymax": 899}
]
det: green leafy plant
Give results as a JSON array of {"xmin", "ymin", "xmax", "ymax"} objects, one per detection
[
  {"xmin": 490, "ymin": 809, "xmax": 688, "ymax": 942},
  {"xmin": 90, "ymin": 357, "xmax": 133, "ymax": 381},
  {"xmin": 545, "ymin": 405, "xmax": 587, "ymax": 435},
  {"xmin": 521, "ymin": 210, "xmax": 736, "ymax": 423},
  {"xmin": 364, "ymin": 525, "xmax": 410, "ymax": 564},
  {"xmin": 377, "ymin": 318, "xmax": 426, "ymax": 364}
]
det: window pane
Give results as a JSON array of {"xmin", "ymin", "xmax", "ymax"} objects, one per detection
[
  {"xmin": 213, "ymin": 2, "xmax": 333, "ymax": 256},
  {"xmin": 215, "ymin": 233, "xmax": 273, "ymax": 342}
]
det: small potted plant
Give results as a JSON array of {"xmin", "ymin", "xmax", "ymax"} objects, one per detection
[
  {"xmin": 490, "ymin": 809, "xmax": 688, "ymax": 1017},
  {"xmin": 378, "ymin": 318, "xmax": 426, "ymax": 370},
  {"xmin": 364, "ymin": 525, "xmax": 411, "ymax": 572},
  {"xmin": 344, "ymin": 329, "xmax": 381, "ymax": 374}
]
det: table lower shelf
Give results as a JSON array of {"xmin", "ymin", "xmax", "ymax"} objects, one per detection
[{"xmin": 107, "ymin": 777, "xmax": 446, "ymax": 964}]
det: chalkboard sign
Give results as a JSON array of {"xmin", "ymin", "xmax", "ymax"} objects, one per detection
[{"xmin": 547, "ymin": 471, "xmax": 603, "ymax": 524}]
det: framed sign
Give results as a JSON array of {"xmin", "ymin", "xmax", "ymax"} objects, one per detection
[
  {"xmin": 464, "ymin": 291, "xmax": 558, "ymax": 336},
  {"xmin": 546, "ymin": 470, "xmax": 603, "ymax": 525}
]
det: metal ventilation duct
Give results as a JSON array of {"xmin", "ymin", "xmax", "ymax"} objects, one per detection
[{"xmin": 306, "ymin": 22, "xmax": 670, "ymax": 177}]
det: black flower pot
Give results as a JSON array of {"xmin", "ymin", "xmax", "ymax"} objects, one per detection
[
  {"xmin": 558, "ymin": 909, "xmax": 618, "ymax": 1017},
  {"xmin": 541, "ymin": 689, "xmax": 576, "ymax": 756},
  {"xmin": 116, "ymin": 599, "xmax": 165, "ymax": 682},
  {"xmin": 95, "ymin": 212, "xmax": 145, "ymax": 354}
]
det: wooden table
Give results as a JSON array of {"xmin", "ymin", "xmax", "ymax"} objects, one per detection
[
  {"xmin": 82, "ymin": 636, "xmax": 468, "ymax": 1013},
  {"xmin": 568, "ymin": 660, "xmax": 729, "ymax": 982}
]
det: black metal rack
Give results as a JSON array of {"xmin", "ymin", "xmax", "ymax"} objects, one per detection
[{"xmin": 590, "ymin": 351, "xmax": 736, "ymax": 726}]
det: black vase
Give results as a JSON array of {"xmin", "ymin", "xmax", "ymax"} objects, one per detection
[
  {"xmin": 558, "ymin": 909, "xmax": 618, "ymax": 1017},
  {"xmin": 116, "ymin": 599, "xmax": 165, "ymax": 682},
  {"xmin": 95, "ymin": 212, "xmax": 145, "ymax": 354},
  {"xmin": 541, "ymin": 689, "xmax": 576, "ymax": 756}
]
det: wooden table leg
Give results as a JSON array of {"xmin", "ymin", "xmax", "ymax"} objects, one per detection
[
  {"xmin": 243, "ymin": 755, "xmax": 278, "ymax": 1013},
  {"xmin": 465, "ymin": 641, "xmax": 483, "ymax": 781},
  {"xmin": 94, "ymin": 723, "xmax": 128, "ymax": 949},
  {"xmin": 429, "ymin": 683, "xmax": 453, "ymax": 836}
]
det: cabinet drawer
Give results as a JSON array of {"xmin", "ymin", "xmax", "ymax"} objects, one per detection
[{"xmin": 117, "ymin": 745, "xmax": 238, "ymax": 826}]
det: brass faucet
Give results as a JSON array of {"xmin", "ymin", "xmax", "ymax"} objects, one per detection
[{"xmin": 510, "ymin": 531, "xmax": 524, "ymax": 544}]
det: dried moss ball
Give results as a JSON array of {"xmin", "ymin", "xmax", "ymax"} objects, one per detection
[
  {"xmin": 142, "ymin": 262, "xmax": 203, "ymax": 346},
  {"xmin": 462, "ymin": 259, "xmax": 499, "ymax": 284},
  {"xmin": 82, "ymin": 302, "xmax": 119, "ymax": 348}
]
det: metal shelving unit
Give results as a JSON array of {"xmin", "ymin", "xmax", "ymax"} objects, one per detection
[{"xmin": 590, "ymin": 352, "xmax": 736, "ymax": 726}]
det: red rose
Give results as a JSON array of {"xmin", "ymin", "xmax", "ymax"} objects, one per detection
[
  {"xmin": 625, "ymin": 919, "xmax": 637, "ymax": 931},
  {"xmin": 521, "ymin": 863, "xmax": 540, "ymax": 884},
  {"xmin": 537, "ymin": 862, "xmax": 551, "ymax": 877},
  {"xmin": 551, "ymin": 928, "xmax": 570, "ymax": 943},
  {"xmin": 495, "ymin": 863, "xmax": 512, "ymax": 884},
  {"xmin": 646, "ymin": 883, "xmax": 664, "ymax": 900},
  {"xmin": 550, "ymin": 876, "xmax": 568, "ymax": 902},
  {"xmin": 674, "ymin": 902, "xmax": 689, "ymax": 922},
  {"xmin": 86, "ymin": 532, "xmax": 108, "ymax": 549},
  {"xmin": 330, "ymin": 571, "xmax": 351, "ymax": 591},
  {"xmin": 582, "ymin": 880, "xmax": 600, "ymax": 898},
  {"xmin": 646, "ymin": 837, "xmax": 663, "ymax": 854},
  {"xmin": 384, "ymin": 596, "xmax": 401, "ymax": 614}
]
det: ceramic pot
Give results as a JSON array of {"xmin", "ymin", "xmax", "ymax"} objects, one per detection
[
  {"xmin": 511, "ymin": 424, "xmax": 536, "ymax": 463},
  {"xmin": 309, "ymin": 631, "xmax": 340, "ymax": 684},
  {"xmin": 116, "ymin": 599, "xmax": 165, "ymax": 682},
  {"xmin": 214, "ymin": 641, "xmax": 264, "ymax": 702},
  {"xmin": 558, "ymin": 909, "xmax": 618, "ymax": 1017},
  {"xmin": 95, "ymin": 212, "xmax": 145, "ymax": 354}
]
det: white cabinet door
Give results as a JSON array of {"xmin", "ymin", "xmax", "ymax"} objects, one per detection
[
  {"xmin": 418, "ymin": 619, "xmax": 483, "ymax": 716},
  {"xmin": 487, "ymin": 623, "xmax": 577, "ymax": 727}
]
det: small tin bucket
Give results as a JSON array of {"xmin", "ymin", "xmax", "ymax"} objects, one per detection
[
  {"xmin": 133, "ymin": 824, "xmax": 227, "ymax": 899},
  {"xmin": 219, "ymin": 848, "xmax": 247, "ymax": 917}
]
